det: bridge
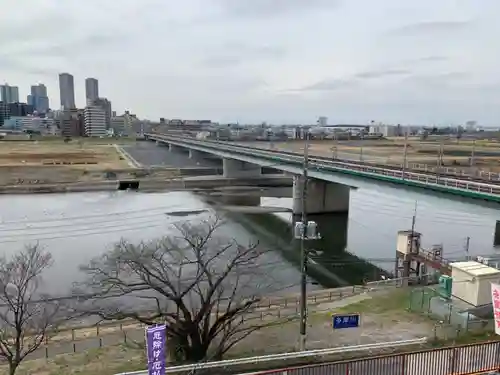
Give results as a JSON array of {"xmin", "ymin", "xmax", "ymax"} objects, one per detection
[{"xmin": 145, "ymin": 133, "xmax": 500, "ymax": 217}]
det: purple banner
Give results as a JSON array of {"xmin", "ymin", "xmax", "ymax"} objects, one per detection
[{"xmin": 145, "ymin": 324, "xmax": 167, "ymax": 375}]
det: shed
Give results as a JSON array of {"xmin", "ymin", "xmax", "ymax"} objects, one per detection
[{"xmin": 450, "ymin": 261, "xmax": 500, "ymax": 307}]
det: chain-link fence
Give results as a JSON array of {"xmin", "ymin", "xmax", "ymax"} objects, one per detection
[{"xmin": 408, "ymin": 287, "xmax": 493, "ymax": 340}]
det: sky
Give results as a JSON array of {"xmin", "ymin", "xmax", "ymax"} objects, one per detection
[{"xmin": 1, "ymin": 0, "xmax": 500, "ymax": 125}]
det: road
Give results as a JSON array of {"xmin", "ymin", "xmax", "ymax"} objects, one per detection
[{"xmin": 124, "ymin": 141, "xmax": 221, "ymax": 168}]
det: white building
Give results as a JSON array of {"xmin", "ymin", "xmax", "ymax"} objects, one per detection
[
  {"xmin": 3, "ymin": 116, "xmax": 57, "ymax": 135},
  {"xmin": 84, "ymin": 106, "xmax": 107, "ymax": 137},
  {"xmin": 318, "ymin": 116, "xmax": 328, "ymax": 127},
  {"xmin": 369, "ymin": 123, "xmax": 397, "ymax": 137},
  {"xmin": 110, "ymin": 116, "xmax": 126, "ymax": 135}
]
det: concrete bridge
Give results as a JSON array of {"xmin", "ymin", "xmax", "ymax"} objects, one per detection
[{"xmin": 145, "ymin": 133, "xmax": 500, "ymax": 217}]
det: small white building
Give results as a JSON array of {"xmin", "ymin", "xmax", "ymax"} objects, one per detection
[
  {"xmin": 369, "ymin": 124, "xmax": 397, "ymax": 137},
  {"xmin": 84, "ymin": 105, "xmax": 107, "ymax": 137},
  {"xmin": 450, "ymin": 261, "xmax": 500, "ymax": 307}
]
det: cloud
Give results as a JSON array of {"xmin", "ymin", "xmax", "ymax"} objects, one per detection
[
  {"xmin": 294, "ymin": 68, "xmax": 412, "ymax": 92},
  {"xmin": 354, "ymin": 69, "xmax": 412, "ymax": 79},
  {"xmin": 214, "ymin": 0, "xmax": 339, "ymax": 18},
  {"xmin": 200, "ymin": 43, "xmax": 286, "ymax": 68},
  {"xmin": 387, "ymin": 20, "xmax": 471, "ymax": 36}
]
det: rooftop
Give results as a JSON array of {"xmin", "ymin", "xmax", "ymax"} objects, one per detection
[{"xmin": 450, "ymin": 261, "xmax": 500, "ymax": 277}]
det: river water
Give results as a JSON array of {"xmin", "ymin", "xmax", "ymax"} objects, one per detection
[
  {"xmin": 0, "ymin": 191, "xmax": 306, "ymax": 296},
  {"xmin": 2, "ymin": 141, "xmax": 500, "ymax": 295}
]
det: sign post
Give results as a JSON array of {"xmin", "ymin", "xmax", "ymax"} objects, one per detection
[
  {"xmin": 491, "ymin": 284, "xmax": 500, "ymax": 335},
  {"xmin": 332, "ymin": 313, "xmax": 361, "ymax": 330},
  {"xmin": 145, "ymin": 324, "xmax": 167, "ymax": 375}
]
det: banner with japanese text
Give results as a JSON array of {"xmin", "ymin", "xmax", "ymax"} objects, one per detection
[
  {"xmin": 145, "ymin": 324, "xmax": 167, "ymax": 375},
  {"xmin": 491, "ymin": 283, "xmax": 500, "ymax": 335}
]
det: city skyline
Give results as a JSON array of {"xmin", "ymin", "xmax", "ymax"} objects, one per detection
[{"xmin": 1, "ymin": 1, "xmax": 500, "ymax": 124}]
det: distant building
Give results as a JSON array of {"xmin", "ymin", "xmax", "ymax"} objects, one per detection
[
  {"xmin": 369, "ymin": 123, "xmax": 397, "ymax": 137},
  {"xmin": 0, "ymin": 84, "xmax": 19, "ymax": 103},
  {"xmin": 88, "ymin": 97, "xmax": 111, "ymax": 129},
  {"xmin": 0, "ymin": 102, "xmax": 8, "ymax": 126},
  {"xmin": 59, "ymin": 73, "xmax": 76, "ymax": 109},
  {"xmin": 84, "ymin": 105, "xmax": 107, "ymax": 137},
  {"xmin": 28, "ymin": 83, "xmax": 50, "ymax": 113},
  {"xmin": 85, "ymin": 78, "xmax": 99, "ymax": 102},
  {"xmin": 318, "ymin": 116, "xmax": 328, "ymax": 127},
  {"xmin": 3, "ymin": 116, "xmax": 57, "ymax": 134},
  {"xmin": 110, "ymin": 116, "xmax": 126, "ymax": 135},
  {"xmin": 56, "ymin": 109, "xmax": 84, "ymax": 137},
  {"xmin": 8, "ymin": 102, "xmax": 34, "ymax": 117}
]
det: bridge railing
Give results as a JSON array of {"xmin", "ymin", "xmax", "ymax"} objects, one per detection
[
  {"xmin": 146, "ymin": 134, "xmax": 500, "ymax": 197},
  {"xmin": 150, "ymin": 132, "xmax": 500, "ymax": 182}
]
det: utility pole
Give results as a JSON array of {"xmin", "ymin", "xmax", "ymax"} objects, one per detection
[
  {"xmin": 299, "ymin": 129, "xmax": 309, "ymax": 352},
  {"xmin": 402, "ymin": 129, "xmax": 408, "ymax": 179},
  {"xmin": 470, "ymin": 140, "xmax": 476, "ymax": 168},
  {"xmin": 465, "ymin": 236, "xmax": 470, "ymax": 260},
  {"xmin": 436, "ymin": 138, "xmax": 444, "ymax": 181}
]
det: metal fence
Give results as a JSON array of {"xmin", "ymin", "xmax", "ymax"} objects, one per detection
[
  {"xmin": 116, "ymin": 340, "xmax": 500, "ymax": 375},
  {"xmin": 249, "ymin": 341, "xmax": 500, "ymax": 375},
  {"xmin": 408, "ymin": 287, "xmax": 493, "ymax": 339}
]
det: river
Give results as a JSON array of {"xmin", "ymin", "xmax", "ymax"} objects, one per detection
[
  {"xmin": 2, "ymin": 141, "xmax": 499, "ymax": 296},
  {"xmin": 0, "ymin": 191, "xmax": 308, "ymax": 296},
  {"xmin": 127, "ymin": 142, "xmax": 500, "ymax": 277}
]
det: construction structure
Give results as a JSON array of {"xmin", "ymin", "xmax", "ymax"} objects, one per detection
[{"xmin": 395, "ymin": 230, "xmax": 451, "ymax": 284}]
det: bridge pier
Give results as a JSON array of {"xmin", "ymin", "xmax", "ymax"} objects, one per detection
[
  {"xmin": 223, "ymin": 158, "xmax": 261, "ymax": 178},
  {"xmin": 292, "ymin": 176, "xmax": 350, "ymax": 215},
  {"xmin": 188, "ymin": 149, "xmax": 203, "ymax": 159}
]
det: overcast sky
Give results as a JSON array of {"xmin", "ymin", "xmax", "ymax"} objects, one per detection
[{"xmin": 1, "ymin": 0, "xmax": 499, "ymax": 125}]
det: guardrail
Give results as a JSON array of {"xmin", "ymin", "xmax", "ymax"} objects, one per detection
[
  {"xmin": 115, "ymin": 338, "xmax": 428, "ymax": 375},
  {"xmin": 146, "ymin": 134, "xmax": 500, "ymax": 198},
  {"xmin": 116, "ymin": 339, "xmax": 500, "ymax": 375}
]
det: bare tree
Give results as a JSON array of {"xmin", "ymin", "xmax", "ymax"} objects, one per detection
[
  {"xmin": 0, "ymin": 245, "xmax": 63, "ymax": 375},
  {"xmin": 77, "ymin": 216, "xmax": 291, "ymax": 362}
]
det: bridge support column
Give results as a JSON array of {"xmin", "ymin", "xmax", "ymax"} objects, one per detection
[
  {"xmin": 188, "ymin": 149, "xmax": 203, "ymax": 159},
  {"xmin": 222, "ymin": 158, "xmax": 261, "ymax": 178},
  {"xmin": 292, "ymin": 176, "xmax": 350, "ymax": 215},
  {"xmin": 169, "ymin": 144, "xmax": 179, "ymax": 152}
]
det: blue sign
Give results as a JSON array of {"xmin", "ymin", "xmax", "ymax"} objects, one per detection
[{"xmin": 332, "ymin": 314, "xmax": 360, "ymax": 329}]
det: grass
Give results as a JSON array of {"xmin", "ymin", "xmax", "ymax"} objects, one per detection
[
  {"xmin": 5, "ymin": 288, "xmax": 497, "ymax": 374},
  {"xmin": 0, "ymin": 344, "xmax": 146, "ymax": 375},
  {"xmin": 334, "ymin": 288, "xmax": 411, "ymax": 314}
]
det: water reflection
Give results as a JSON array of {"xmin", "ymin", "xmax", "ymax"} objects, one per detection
[{"xmin": 0, "ymin": 191, "xmax": 304, "ymax": 296}]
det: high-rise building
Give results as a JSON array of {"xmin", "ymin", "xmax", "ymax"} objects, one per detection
[
  {"xmin": 88, "ymin": 97, "xmax": 112, "ymax": 129},
  {"xmin": 84, "ymin": 105, "xmax": 107, "ymax": 137},
  {"xmin": 59, "ymin": 73, "xmax": 76, "ymax": 110},
  {"xmin": 0, "ymin": 84, "xmax": 19, "ymax": 103},
  {"xmin": 85, "ymin": 78, "xmax": 99, "ymax": 102},
  {"xmin": 0, "ymin": 102, "xmax": 8, "ymax": 126},
  {"xmin": 28, "ymin": 83, "xmax": 50, "ymax": 113},
  {"xmin": 8, "ymin": 102, "xmax": 34, "ymax": 117}
]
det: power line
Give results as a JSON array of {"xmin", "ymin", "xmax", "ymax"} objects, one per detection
[{"xmin": 0, "ymin": 203, "xmax": 195, "ymax": 226}]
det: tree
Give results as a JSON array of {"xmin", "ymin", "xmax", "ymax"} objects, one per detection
[
  {"xmin": 76, "ymin": 216, "xmax": 289, "ymax": 362},
  {"xmin": 0, "ymin": 245, "xmax": 63, "ymax": 375}
]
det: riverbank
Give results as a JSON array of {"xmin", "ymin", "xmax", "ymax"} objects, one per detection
[{"xmin": 7, "ymin": 287, "xmax": 493, "ymax": 375}]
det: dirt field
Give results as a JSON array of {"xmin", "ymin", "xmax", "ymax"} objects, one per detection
[
  {"xmin": 243, "ymin": 138, "xmax": 500, "ymax": 172},
  {"xmin": 0, "ymin": 140, "xmax": 136, "ymax": 185}
]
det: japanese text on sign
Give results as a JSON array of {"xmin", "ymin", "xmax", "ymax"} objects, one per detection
[
  {"xmin": 145, "ymin": 324, "xmax": 167, "ymax": 375},
  {"xmin": 332, "ymin": 314, "xmax": 360, "ymax": 329},
  {"xmin": 491, "ymin": 284, "xmax": 500, "ymax": 335}
]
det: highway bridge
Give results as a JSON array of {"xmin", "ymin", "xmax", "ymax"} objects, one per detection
[{"xmin": 145, "ymin": 133, "xmax": 500, "ymax": 215}]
